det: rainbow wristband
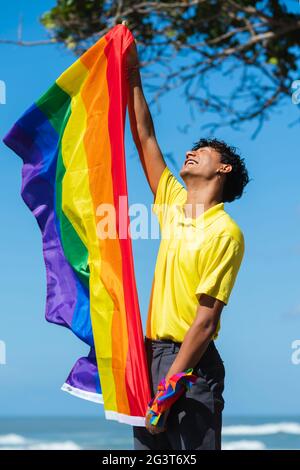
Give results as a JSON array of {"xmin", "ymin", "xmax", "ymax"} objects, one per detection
[{"xmin": 147, "ymin": 368, "xmax": 198, "ymax": 427}]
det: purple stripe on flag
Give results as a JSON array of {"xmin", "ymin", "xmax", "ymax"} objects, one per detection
[{"xmin": 3, "ymin": 105, "xmax": 100, "ymax": 397}]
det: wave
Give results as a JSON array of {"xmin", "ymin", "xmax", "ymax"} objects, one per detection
[
  {"xmin": 222, "ymin": 440, "xmax": 266, "ymax": 450},
  {"xmin": 0, "ymin": 434, "xmax": 27, "ymax": 445},
  {"xmin": 223, "ymin": 422, "xmax": 300, "ymax": 436},
  {"xmin": 27, "ymin": 441, "xmax": 81, "ymax": 450},
  {"xmin": 0, "ymin": 434, "xmax": 81, "ymax": 450}
]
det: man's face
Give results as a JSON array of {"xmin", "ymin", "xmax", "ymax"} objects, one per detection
[{"xmin": 179, "ymin": 146, "xmax": 221, "ymax": 180}]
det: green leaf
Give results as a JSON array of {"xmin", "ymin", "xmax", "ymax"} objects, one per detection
[{"xmin": 268, "ymin": 57, "xmax": 278, "ymax": 65}]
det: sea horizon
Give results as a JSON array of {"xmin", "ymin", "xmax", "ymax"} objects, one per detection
[{"xmin": 0, "ymin": 415, "xmax": 299, "ymax": 450}]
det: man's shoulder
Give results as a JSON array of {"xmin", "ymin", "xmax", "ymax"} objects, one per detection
[
  {"xmin": 211, "ymin": 210, "xmax": 244, "ymax": 247},
  {"xmin": 156, "ymin": 166, "xmax": 187, "ymax": 204}
]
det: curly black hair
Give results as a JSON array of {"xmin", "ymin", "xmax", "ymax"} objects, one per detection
[{"xmin": 191, "ymin": 138, "xmax": 250, "ymax": 203}]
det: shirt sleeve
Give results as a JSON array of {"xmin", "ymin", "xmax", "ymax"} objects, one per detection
[
  {"xmin": 195, "ymin": 234, "xmax": 244, "ymax": 306},
  {"xmin": 152, "ymin": 166, "xmax": 186, "ymax": 227}
]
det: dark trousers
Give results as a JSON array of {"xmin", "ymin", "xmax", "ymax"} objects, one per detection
[{"xmin": 132, "ymin": 336, "xmax": 225, "ymax": 450}]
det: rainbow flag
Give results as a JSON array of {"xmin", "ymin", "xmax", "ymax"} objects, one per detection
[{"xmin": 3, "ymin": 24, "xmax": 151, "ymax": 426}]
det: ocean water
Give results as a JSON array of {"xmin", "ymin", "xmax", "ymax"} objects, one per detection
[{"xmin": 0, "ymin": 416, "xmax": 299, "ymax": 450}]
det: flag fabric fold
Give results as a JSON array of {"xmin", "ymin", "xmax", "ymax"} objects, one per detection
[{"xmin": 3, "ymin": 24, "xmax": 151, "ymax": 426}]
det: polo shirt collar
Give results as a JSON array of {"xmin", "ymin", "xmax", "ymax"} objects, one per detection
[{"xmin": 176, "ymin": 201, "xmax": 225, "ymax": 228}]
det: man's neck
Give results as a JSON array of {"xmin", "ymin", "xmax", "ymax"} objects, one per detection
[{"xmin": 184, "ymin": 181, "xmax": 222, "ymax": 218}]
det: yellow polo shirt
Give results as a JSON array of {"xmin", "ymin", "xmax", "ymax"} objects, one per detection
[{"xmin": 146, "ymin": 166, "xmax": 245, "ymax": 342}]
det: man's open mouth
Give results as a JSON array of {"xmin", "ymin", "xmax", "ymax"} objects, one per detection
[{"xmin": 185, "ymin": 158, "xmax": 198, "ymax": 166}]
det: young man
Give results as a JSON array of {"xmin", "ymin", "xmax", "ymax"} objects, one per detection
[{"xmin": 126, "ymin": 40, "xmax": 249, "ymax": 450}]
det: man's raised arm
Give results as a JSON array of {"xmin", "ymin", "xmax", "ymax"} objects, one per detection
[{"xmin": 126, "ymin": 40, "xmax": 166, "ymax": 195}]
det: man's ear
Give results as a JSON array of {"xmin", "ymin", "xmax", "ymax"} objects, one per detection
[{"xmin": 221, "ymin": 164, "xmax": 232, "ymax": 174}]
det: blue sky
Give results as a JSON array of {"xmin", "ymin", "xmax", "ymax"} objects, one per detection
[{"xmin": 0, "ymin": 0, "xmax": 300, "ymax": 418}]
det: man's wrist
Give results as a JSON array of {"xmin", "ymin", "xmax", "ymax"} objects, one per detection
[{"xmin": 147, "ymin": 369, "xmax": 198, "ymax": 426}]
